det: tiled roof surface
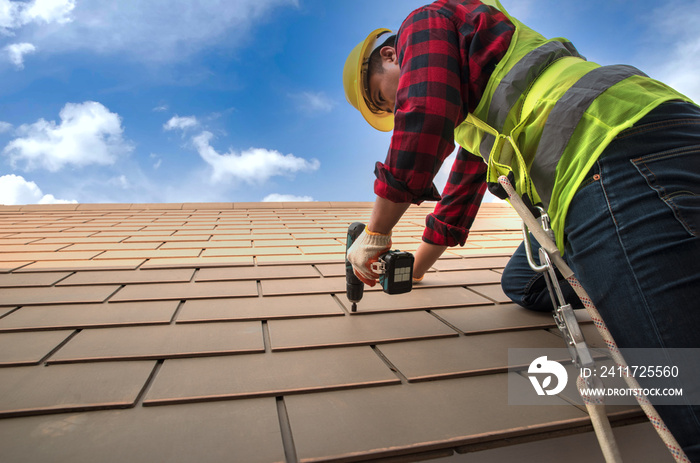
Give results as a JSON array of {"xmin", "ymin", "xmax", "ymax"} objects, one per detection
[{"xmin": 0, "ymin": 202, "xmax": 671, "ymax": 462}]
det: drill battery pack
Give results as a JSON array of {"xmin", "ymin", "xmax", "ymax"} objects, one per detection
[
  {"xmin": 372, "ymin": 251, "xmax": 414, "ymax": 295},
  {"xmin": 345, "ymin": 222, "xmax": 414, "ymax": 311}
]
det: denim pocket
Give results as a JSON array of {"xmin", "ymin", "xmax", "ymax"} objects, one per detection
[{"xmin": 631, "ymin": 146, "xmax": 700, "ymax": 237}]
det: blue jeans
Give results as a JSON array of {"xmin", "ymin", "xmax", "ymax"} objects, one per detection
[
  {"xmin": 501, "ymin": 234, "xmax": 583, "ymax": 312},
  {"xmin": 502, "ymin": 101, "xmax": 700, "ymax": 458}
]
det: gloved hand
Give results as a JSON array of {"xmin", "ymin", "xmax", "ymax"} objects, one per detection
[{"xmin": 346, "ymin": 228, "xmax": 391, "ymax": 287}]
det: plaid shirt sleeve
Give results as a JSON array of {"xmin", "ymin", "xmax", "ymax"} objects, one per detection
[
  {"xmin": 373, "ymin": 0, "xmax": 514, "ymax": 247},
  {"xmin": 423, "ymin": 147, "xmax": 488, "ymax": 246}
]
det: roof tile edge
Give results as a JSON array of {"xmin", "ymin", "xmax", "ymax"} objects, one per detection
[{"xmin": 0, "ymin": 201, "xmax": 388, "ymax": 212}]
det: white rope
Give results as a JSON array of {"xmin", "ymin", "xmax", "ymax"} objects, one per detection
[{"xmin": 498, "ymin": 175, "xmax": 690, "ymax": 463}]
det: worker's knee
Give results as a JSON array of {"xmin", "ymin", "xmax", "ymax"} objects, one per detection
[{"xmin": 501, "ymin": 250, "xmax": 554, "ymax": 312}]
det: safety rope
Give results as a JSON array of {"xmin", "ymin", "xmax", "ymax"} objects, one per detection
[{"xmin": 498, "ymin": 175, "xmax": 689, "ymax": 463}]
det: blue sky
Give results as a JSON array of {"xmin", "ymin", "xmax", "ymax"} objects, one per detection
[{"xmin": 1, "ymin": 0, "xmax": 698, "ymax": 205}]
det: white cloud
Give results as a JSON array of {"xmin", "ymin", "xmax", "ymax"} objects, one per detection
[
  {"xmin": 150, "ymin": 153, "xmax": 162, "ymax": 169},
  {"xmin": 22, "ymin": 0, "xmax": 75, "ymax": 25},
  {"xmin": 0, "ymin": 174, "xmax": 76, "ymax": 204},
  {"xmin": 0, "ymin": 1, "xmax": 22, "ymax": 33},
  {"xmin": 0, "ymin": 0, "xmax": 74, "ymax": 34},
  {"xmin": 262, "ymin": 193, "xmax": 314, "ymax": 202},
  {"xmin": 657, "ymin": 39, "xmax": 700, "ymax": 104},
  {"xmin": 192, "ymin": 131, "xmax": 320, "ymax": 184},
  {"xmin": 19, "ymin": 0, "xmax": 298, "ymax": 63},
  {"xmin": 108, "ymin": 174, "xmax": 130, "ymax": 189},
  {"xmin": 3, "ymin": 101, "xmax": 132, "ymax": 171},
  {"xmin": 0, "ymin": 121, "xmax": 12, "ymax": 132},
  {"xmin": 646, "ymin": 1, "xmax": 700, "ymax": 103},
  {"xmin": 163, "ymin": 115, "xmax": 198, "ymax": 131},
  {"xmin": 290, "ymin": 91, "xmax": 335, "ymax": 113},
  {"xmin": 652, "ymin": 37, "xmax": 700, "ymax": 102},
  {"xmin": 4, "ymin": 41, "xmax": 35, "ymax": 68}
]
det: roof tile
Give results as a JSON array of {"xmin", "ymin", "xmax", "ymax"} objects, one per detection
[
  {"xmin": 202, "ymin": 247, "xmax": 304, "ymax": 258},
  {"xmin": 268, "ymin": 311, "xmax": 458, "ymax": 351},
  {"xmin": 176, "ymin": 294, "xmax": 343, "ymax": 322},
  {"xmin": 376, "ymin": 330, "xmax": 567, "ymax": 381},
  {"xmin": 0, "ymin": 243, "xmax": 70, "ymax": 253},
  {"xmin": 464, "ymin": 282, "xmax": 512, "ymax": 303},
  {"xmin": 338, "ymin": 287, "xmax": 490, "ymax": 313},
  {"xmin": 16, "ymin": 259, "xmax": 147, "ymax": 272},
  {"xmin": 433, "ymin": 303, "xmax": 560, "ymax": 334},
  {"xmin": 195, "ymin": 264, "xmax": 319, "ymax": 282},
  {"xmin": 285, "ymin": 374, "xmax": 587, "ymax": 462},
  {"xmin": 60, "ymin": 242, "xmax": 162, "ymax": 251},
  {"xmin": 94, "ymin": 249, "xmax": 202, "ymax": 260},
  {"xmin": 255, "ymin": 253, "xmax": 343, "ymax": 264},
  {"xmin": 0, "ymin": 361, "xmax": 155, "ymax": 417},
  {"xmin": 109, "ymin": 280, "xmax": 259, "ymax": 302},
  {"xmin": 56, "ymin": 268, "xmax": 195, "ymax": 286},
  {"xmin": 0, "ymin": 271, "xmax": 71, "ymax": 287},
  {"xmin": 297, "ymin": 245, "xmax": 346, "ymax": 254},
  {"xmin": 48, "ymin": 322, "xmax": 264, "ymax": 363},
  {"xmin": 159, "ymin": 240, "xmax": 249, "ymax": 250},
  {"xmin": 431, "ymin": 255, "xmax": 510, "ymax": 271},
  {"xmin": 0, "ymin": 251, "xmax": 102, "ymax": 262},
  {"xmin": 414, "ymin": 269, "xmax": 502, "ymax": 287},
  {"xmin": 0, "ymin": 300, "xmax": 179, "ymax": 331},
  {"xmin": 313, "ymin": 262, "xmax": 344, "ymax": 277},
  {"xmin": 144, "ymin": 346, "xmax": 399, "ymax": 405},
  {"xmin": 0, "ymin": 285, "xmax": 121, "ymax": 306},
  {"xmin": 0, "ymin": 330, "xmax": 74, "ymax": 366},
  {"xmin": 0, "ymin": 261, "xmax": 34, "ymax": 273},
  {"xmin": 139, "ymin": 256, "xmax": 254, "ymax": 268},
  {"xmin": 260, "ymin": 276, "xmax": 344, "ymax": 296}
]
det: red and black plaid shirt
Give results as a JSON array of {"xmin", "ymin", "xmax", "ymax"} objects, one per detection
[{"xmin": 373, "ymin": 0, "xmax": 514, "ymax": 246}]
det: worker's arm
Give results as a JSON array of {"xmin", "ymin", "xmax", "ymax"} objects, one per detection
[
  {"xmin": 413, "ymin": 241, "xmax": 448, "ymax": 280},
  {"xmin": 368, "ymin": 196, "xmax": 411, "ymax": 235}
]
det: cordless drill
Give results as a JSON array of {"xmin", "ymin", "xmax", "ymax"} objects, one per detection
[{"xmin": 345, "ymin": 222, "xmax": 414, "ymax": 312}]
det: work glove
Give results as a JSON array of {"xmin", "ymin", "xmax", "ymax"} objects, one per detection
[{"xmin": 347, "ymin": 228, "xmax": 391, "ymax": 287}]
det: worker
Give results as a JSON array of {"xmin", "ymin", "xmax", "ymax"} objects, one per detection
[{"xmin": 343, "ymin": 0, "xmax": 700, "ymax": 459}]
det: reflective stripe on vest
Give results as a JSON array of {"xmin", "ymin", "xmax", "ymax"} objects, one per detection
[
  {"xmin": 479, "ymin": 40, "xmax": 581, "ymax": 161},
  {"xmin": 531, "ymin": 64, "xmax": 647, "ymax": 206},
  {"xmin": 488, "ymin": 41, "xmax": 581, "ymax": 130}
]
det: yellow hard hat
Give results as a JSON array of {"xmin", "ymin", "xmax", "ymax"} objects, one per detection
[{"xmin": 343, "ymin": 28, "xmax": 394, "ymax": 132}]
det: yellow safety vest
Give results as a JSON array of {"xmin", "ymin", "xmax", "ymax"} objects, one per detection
[{"xmin": 454, "ymin": 1, "xmax": 693, "ymax": 252}]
